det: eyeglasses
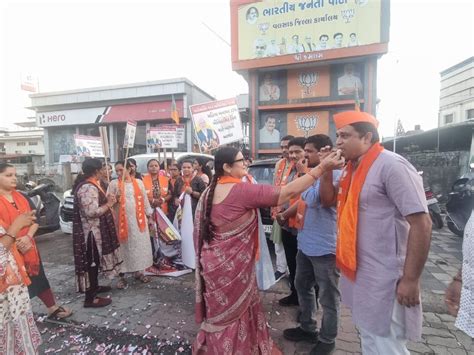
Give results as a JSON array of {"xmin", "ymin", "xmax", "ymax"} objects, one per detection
[{"xmin": 233, "ymin": 158, "xmax": 245, "ymax": 164}]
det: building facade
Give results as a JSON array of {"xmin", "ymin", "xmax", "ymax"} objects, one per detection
[
  {"xmin": 29, "ymin": 78, "xmax": 215, "ymax": 165},
  {"xmin": 230, "ymin": 0, "xmax": 390, "ymax": 158},
  {"xmin": 439, "ymin": 56, "xmax": 474, "ymax": 127},
  {"xmin": 0, "ymin": 119, "xmax": 44, "ymax": 157}
]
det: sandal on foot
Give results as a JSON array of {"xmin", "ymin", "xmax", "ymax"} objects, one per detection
[
  {"xmin": 84, "ymin": 297, "xmax": 112, "ymax": 308},
  {"xmin": 48, "ymin": 306, "xmax": 73, "ymax": 320},
  {"xmin": 116, "ymin": 278, "xmax": 128, "ymax": 289},
  {"xmin": 96, "ymin": 285, "xmax": 112, "ymax": 294},
  {"xmin": 135, "ymin": 273, "xmax": 151, "ymax": 283}
]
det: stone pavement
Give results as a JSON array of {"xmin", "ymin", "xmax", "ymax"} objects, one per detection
[{"xmin": 32, "ymin": 227, "xmax": 473, "ymax": 354}]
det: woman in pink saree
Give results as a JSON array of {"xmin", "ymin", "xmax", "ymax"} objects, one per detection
[{"xmin": 193, "ymin": 147, "xmax": 344, "ymax": 354}]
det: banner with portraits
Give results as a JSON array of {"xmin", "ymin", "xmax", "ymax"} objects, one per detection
[
  {"xmin": 189, "ymin": 97, "xmax": 244, "ymax": 152},
  {"xmin": 123, "ymin": 120, "xmax": 137, "ymax": 149},
  {"xmin": 73, "ymin": 135, "xmax": 104, "ymax": 158},
  {"xmin": 146, "ymin": 125, "xmax": 178, "ymax": 150},
  {"xmin": 236, "ymin": 0, "xmax": 387, "ymax": 62}
]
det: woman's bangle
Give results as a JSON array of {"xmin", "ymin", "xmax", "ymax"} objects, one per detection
[{"xmin": 2, "ymin": 233, "xmax": 16, "ymax": 241}]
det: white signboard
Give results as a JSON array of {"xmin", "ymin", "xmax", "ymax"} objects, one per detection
[
  {"xmin": 189, "ymin": 97, "xmax": 243, "ymax": 152},
  {"xmin": 147, "ymin": 126, "xmax": 178, "ymax": 149},
  {"xmin": 37, "ymin": 107, "xmax": 107, "ymax": 127},
  {"xmin": 73, "ymin": 135, "xmax": 104, "ymax": 158},
  {"xmin": 20, "ymin": 73, "xmax": 37, "ymax": 92},
  {"xmin": 176, "ymin": 124, "xmax": 185, "ymax": 144},
  {"xmin": 123, "ymin": 121, "xmax": 137, "ymax": 149}
]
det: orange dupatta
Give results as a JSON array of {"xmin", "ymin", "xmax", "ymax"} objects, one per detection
[
  {"xmin": 218, "ymin": 175, "xmax": 261, "ymax": 261},
  {"xmin": 0, "ymin": 191, "xmax": 40, "ymax": 278},
  {"xmin": 117, "ymin": 177, "xmax": 146, "ymax": 242},
  {"xmin": 272, "ymin": 159, "xmax": 294, "ymax": 219},
  {"xmin": 336, "ymin": 143, "xmax": 384, "ymax": 281},
  {"xmin": 143, "ymin": 174, "xmax": 169, "ymax": 214}
]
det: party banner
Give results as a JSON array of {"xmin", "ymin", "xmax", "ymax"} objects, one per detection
[
  {"xmin": 173, "ymin": 193, "xmax": 195, "ymax": 269},
  {"xmin": 236, "ymin": 0, "xmax": 387, "ymax": 61},
  {"xmin": 123, "ymin": 120, "xmax": 137, "ymax": 149},
  {"xmin": 189, "ymin": 97, "xmax": 243, "ymax": 152},
  {"xmin": 147, "ymin": 126, "xmax": 178, "ymax": 150},
  {"xmin": 158, "ymin": 124, "xmax": 186, "ymax": 144},
  {"xmin": 155, "ymin": 207, "xmax": 181, "ymax": 242},
  {"xmin": 73, "ymin": 135, "xmax": 104, "ymax": 157}
]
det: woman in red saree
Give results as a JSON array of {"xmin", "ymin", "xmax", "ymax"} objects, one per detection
[{"xmin": 193, "ymin": 147, "xmax": 344, "ymax": 354}]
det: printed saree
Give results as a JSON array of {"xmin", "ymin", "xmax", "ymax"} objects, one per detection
[{"xmin": 192, "ymin": 188, "xmax": 281, "ymax": 355}]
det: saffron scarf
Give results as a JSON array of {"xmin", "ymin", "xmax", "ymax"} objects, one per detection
[
  {"xmin": 336, "ymin": 143, "xmax": 384, "ymax": 281},
  {"xmin": 143, "ymin": 174, "xmax": 169, "ymax": 214},
  {"xmin": 272, "ymin": 159, "xmax": 294, "ymax": 219},
  {"xmin": 117, "ymin": 177, "xmax": 146, "ymax": 242},
  {"xmin": 0, "ymin": 190, "xmax": 40, "ymax": 277}
]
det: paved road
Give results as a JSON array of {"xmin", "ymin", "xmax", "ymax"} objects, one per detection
[{"xmin": 32, "ymin": 228, "xmax": 473, "ymax": 354}]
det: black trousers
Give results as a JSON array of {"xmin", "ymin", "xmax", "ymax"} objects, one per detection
[
  {"xmin": 281, "ymin": 228, "xmax": 298, "ymax": 296},
  {"xmin": 85, "ymin": 234, "xmax": 100, "ymax": 303}
]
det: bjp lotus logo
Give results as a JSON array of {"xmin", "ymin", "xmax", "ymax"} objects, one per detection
[
  {"xmin": 341, "ymin": 9, "xmax": 355, "ymax": 23},
  {"xmin": 298, "ymin": 72, "xmax": 318, "ymax": 96},
  {"xmin": 296, "ymin": 115, "xmax": 318, "ymax": 137}
]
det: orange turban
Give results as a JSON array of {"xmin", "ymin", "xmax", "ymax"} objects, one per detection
[{"xmin": 333, "ymin": 111, "xmax": 379, "ymax": 130}]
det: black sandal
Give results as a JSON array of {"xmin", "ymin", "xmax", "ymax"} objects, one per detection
[{"xmin": 48, "ymin": 306, "xmax": 73, "ymax": 320}]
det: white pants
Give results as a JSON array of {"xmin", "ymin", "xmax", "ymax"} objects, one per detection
[
  {"xmin": 359, "ymin": 301, "xmax": 410, "ymax": 355},
  {"xmin": 274, "ymin": 241, "xmax": 288, "ymax": 273}
]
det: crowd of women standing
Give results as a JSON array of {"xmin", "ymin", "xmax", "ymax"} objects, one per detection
[
  {"xmin": 72, "ymin": 156, "xmax": 210, "ymax": 306},
  {"xmin": 0, "ymin": 155, "xmax": 212, "ymax": 354}
]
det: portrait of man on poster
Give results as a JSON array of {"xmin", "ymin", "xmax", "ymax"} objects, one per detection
[
  {"xmin": 259, "ymin": 114, "xmax": 281, "ymax": 143},
  {"xmin": 337, "ymin": 63, "xmax": 363, "ymax": 96}
]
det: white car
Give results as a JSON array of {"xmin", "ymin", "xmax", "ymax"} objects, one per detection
[{"xmin": 59, "ymin": 189, "xmax": 74, "ymax": 234}]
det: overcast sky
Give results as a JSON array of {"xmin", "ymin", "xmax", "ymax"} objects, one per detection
[{"xmin": 1, "ymin": 0, "xmax": 473, "ymax": 138}]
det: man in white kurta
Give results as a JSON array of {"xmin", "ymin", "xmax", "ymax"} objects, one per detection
[{"xmin": 323, "ymin": 111, "xmax": 432, "ymax": 354}]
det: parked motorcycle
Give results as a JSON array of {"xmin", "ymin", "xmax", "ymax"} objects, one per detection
[
  {"xmin": 21, "ymin": 182, "xmax": 61, "ymax": 234},
  {"xmin": 418, "ymin": 172, "xmax": 444, "ymax": 229},
  {"xmin": 445, "ymin": 172, "xmax": 474, "ymax": 237}
]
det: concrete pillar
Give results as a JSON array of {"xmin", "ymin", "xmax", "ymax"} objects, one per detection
[
  {"xmin": 62, "ymin": 162, "xmax": 73, "ymax": 190},
  {"xmin": 43, "ymin": 129, "xmax": 53, "ymax": 166},
  {"xmin": 109, "ymin": 125, "xmax": 116, "ymax": 162},
  {"xmin": 186, "ymin": 119, "xmax": 193, "ymax": 152},
  {"xmin": 146, "ymin": 122, "xmax": 151, "ymax": 153}
]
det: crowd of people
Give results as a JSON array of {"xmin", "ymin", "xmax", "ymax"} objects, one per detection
[{"xmin": 0, "ymin": 110, "xmax": 472, "ymax": 354}]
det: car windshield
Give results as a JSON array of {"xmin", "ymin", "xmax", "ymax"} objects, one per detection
[{"xmin": 248, "ymin": 164, "xmax": 275, "ymax": 185}]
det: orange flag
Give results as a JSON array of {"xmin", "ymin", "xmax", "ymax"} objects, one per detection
[
  {"xmin": 354, "ymin": 83, "xmax": 360, "ymax": 112},
  {"xmin": 171, "ymin": 94, "xmax": 179, "ymax": 125}
]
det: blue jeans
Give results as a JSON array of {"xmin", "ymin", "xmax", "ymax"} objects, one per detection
[{"xmin": 295, "ymin": 251, "xmax": 340, "ymax": 343}]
